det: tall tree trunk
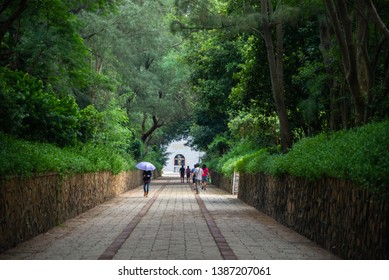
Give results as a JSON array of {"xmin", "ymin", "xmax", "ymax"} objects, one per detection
[
  {"xmin": 364, "ymin": 0, "xmax": 389, "ymax": 121},
  {"xmin": 260, "ymin": 0, "xmax": 291, "ymax": 152},
  {"xmin": 319, "ymin": 20, "xmax": 342, "ymax": 130},
  {"xmin": 355, "ymin": 0, "xmax": 371, "ymax": 123},
  {"xmin": 367, "ymin": 0, "xmax": 389, "ymax": 40},
  {"xmin": 340, "ymin": 82, "xmax": 350, "ymax": 129},
  {"xmin": 323, "ymin": 0, "xmax": 369, "ymax": 126},
  {"xmin": 384, "ymin": 49, "xmax": 389, "ymax": 94}
]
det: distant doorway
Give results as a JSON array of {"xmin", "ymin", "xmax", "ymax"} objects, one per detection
[{"xmin": 173, "ymin": 154, "xmax": 185, "ymax": 172}]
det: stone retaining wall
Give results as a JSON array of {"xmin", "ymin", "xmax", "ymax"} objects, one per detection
[
  {"xmin": 210, "ymin": 171, "xmax": 233, "ymax": 193},
  {"xmin": 0, "ymin": 170, "xmax": 159, "ymax": 253},
  {"xmin": 212, "ymin": 171, "xmax": 389, "ymax": 259}
]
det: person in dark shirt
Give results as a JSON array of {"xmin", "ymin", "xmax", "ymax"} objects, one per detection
[
  {"xmin": 179, "ymin": 165, "xmax": 185, "ymax": 183},
  {"xmin": 185, "ymin": 166, "xmax": 191, "ymax": 183},
  {"xmin": 143, "ymin": 170, "xmax": 152, "ymax": 197}
]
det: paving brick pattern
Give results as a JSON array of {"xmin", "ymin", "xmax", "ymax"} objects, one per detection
[{"xmin": 0, "ymin": 176, "xmax": 339, "ymax": 260}]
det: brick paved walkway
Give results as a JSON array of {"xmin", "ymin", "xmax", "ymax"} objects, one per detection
[{"xmin": 0, "ymin": 176, "xmax": 339, "ymax": 260}]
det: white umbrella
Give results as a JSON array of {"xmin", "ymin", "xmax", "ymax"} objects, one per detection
[{"xmin": 135, "ymin": 161, "xmax": 156, "ymax": 171}]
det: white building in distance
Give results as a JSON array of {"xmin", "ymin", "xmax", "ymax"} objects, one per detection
[{"xmin": 163, "ymin": 139, "xmax": 204, "ymax": 174}]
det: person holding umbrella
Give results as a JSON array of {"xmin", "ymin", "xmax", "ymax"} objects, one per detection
[
  {"xmin": 136, "ymin": 162, "xmax": 156, "ymax": 198},
  {"xmin": 143, "ymin": 170, "xmax": 152, "ymax": 197}
]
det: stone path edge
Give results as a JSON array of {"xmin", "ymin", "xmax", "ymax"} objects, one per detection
[
  {"xmin": 98, "ymin": 183, "xmax": 167, "ymax": 260},
  {"xmin": 193, "ymin": 187, "xmax": 238, "ymax": 260}
]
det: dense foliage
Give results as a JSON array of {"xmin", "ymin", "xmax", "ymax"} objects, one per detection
[
  {"xmin": 217, "ymin": 121, "xmax": 389, "ymax": 193},
  {"xmin": 0, "ymin": 67, "xmax": 80, "ymax": 146},
  {"xmin": 171, "ymin": 0, "xmax": 389, "ymax": 192},
  {"xmin": 173, "ymin": 0, "xmax": 389, "ymax": 150},
  {"xmin": 0, "ymin": 0, "xmax": 190, "ymax": 175}
]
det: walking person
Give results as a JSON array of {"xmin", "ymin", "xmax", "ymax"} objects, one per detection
[
  {"xmin": 185, "ymin": 166, "xmax": 191, "ymax": 183},
  {"xmin": 201, "ymin": 164, "xmax": 209, "ymax": 190},
  {"xmin": 193, "ymin": 163, "xmax": 203, "ymax": 194},
  {"xmin": 143, "ymin": 170, "xmax": 152, "ymax": 197},
  {"xmin": 191, "ymin": 164, "xmax": 197, "ymax": 190},
  {"xmin": 179, "ymin": 165, "xmax": 185, "ymax": 183}
]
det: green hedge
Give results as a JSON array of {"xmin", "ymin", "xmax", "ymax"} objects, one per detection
[
  {"xmin": 0, "ymin": 133, "xmax": 137, "ymax": 178},
  {"xmin": 222, "ymin": 121, "xmax": 389, "ymax": 192}
]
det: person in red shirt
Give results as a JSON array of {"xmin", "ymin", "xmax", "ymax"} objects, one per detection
[{"xmin": 201, "ymin": 164, "xmax": 209, "ymax": 190}]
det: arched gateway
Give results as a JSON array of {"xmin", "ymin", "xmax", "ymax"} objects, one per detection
[
  {"xmin": 173, "ymin": 154, "xmax": 185, "ymax": 172},
  {"xmin": 163, "ymin": 139, "xmax": 205, "ymax": 174}
]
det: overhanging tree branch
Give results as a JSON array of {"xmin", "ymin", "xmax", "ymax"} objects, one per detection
[
  {"xmin": 141, "ymin": 115, "xmax": 164, "ymax": 143},
  {"xmin": 0, "ymin": 0, "xmax": 28, "ymax": 46}
]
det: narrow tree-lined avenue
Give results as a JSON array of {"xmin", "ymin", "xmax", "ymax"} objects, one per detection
[{"xmin": 1, "ymin": 0, "xmax": 389, "ymax": 266}]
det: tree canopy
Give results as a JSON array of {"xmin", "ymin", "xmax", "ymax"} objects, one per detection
[
  {"xmin": 172, "ymin": 0, "xmax": 389, "ymax": 154},
  {"xmin": 0, "ymin": 0, "xmax": 193, "ymax": 166},
  {"xmin": 1, "ymin": 0, "xmax": 388, "ymax": 177}
]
